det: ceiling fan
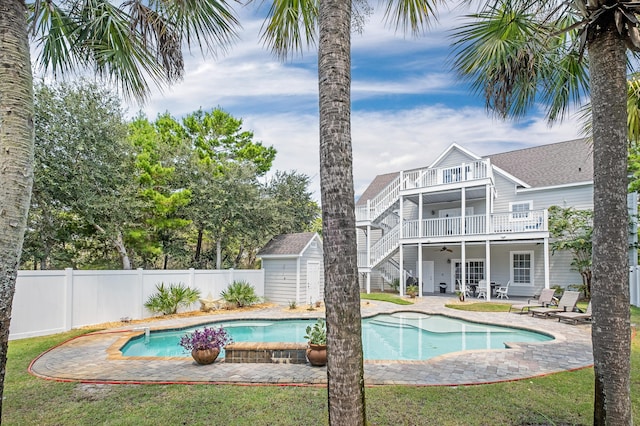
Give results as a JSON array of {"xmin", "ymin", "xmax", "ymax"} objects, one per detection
[{"xmin": 438, "ymin": 246, "xmax": 453, "ymax": 253}]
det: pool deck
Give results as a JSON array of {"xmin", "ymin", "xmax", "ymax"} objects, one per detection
[{"xmin": 29, "ymin": 296, "xmax": 593, "ymax": 386}]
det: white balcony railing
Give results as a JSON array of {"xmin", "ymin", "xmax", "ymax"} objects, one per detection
[
  {"xmin": 402, "ymin": 210, "xmax": 548, "ymax": 239},
  {"xmin": 401, "ymin": 160, "xmax": 490, "ymax": 191}
]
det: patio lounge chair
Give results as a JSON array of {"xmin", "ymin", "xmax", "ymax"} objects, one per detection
[
  {"xmin": 529, "ymin": 290, "xmax": 580, "ymax": 318},
  {"xmin": 509, "ymin": 288, "xmax": 557, "ymax": 313},
  {"xmin": 554, "ymin": 301, "xmax": 592, "ymax": 324}
]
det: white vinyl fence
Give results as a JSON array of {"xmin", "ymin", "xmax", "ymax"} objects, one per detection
[
  {"xmin": 10, "ymin": 268, "xmax": 264, "ymax": 340},
  {"xmin": 629, "ymin": 266, "xmax": 640, "ymax": 308}
]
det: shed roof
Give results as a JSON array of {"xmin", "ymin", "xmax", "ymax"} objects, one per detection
[{"xmin": 258, "ymin": 232, "xmax": 321, "ymax": 257}]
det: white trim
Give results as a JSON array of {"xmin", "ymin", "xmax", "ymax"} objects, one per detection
[
  {"xmin": 429, "ymin": 143, "xmax": 482, "ymax": 168},
  {"xmin": 517, "ymin": 181, "xmax": 593, "ymax": 193},
  {"xmin": 510, "ymin": 250, "xmax": 534, "ymax": 286},
  {"xmin": 491, "ymin": 165, "xmax": 531, "ymax": 188}
]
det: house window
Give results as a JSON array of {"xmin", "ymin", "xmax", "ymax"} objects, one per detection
[
  {"xmin": 510, "ymin": 251, "xmax": 533, "ymax": 286},
  {"xmin": 509, "ymin": 201, "xmax": 533, "ymax": 220},
  {"xmin": 454, "ymin": 260, "xmax": 485, "ymax": 284}
]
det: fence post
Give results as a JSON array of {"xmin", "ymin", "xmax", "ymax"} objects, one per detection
[
  {"xmin": 64, "ymin": 268, "xmax": 73, "ymax": 331},
  {"xmin": 630, "ymin": 266, "xmax": 640, "ymax": 307}
]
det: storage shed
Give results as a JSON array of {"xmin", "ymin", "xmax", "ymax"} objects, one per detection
[{"xmin": 258, "ymin": 232, "xmax": 324, "ymax": 305}]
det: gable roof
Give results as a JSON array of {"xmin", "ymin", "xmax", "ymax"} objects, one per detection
[
  {"xmin": 258, "ymin": 232, "xmax": 321, "ymax": 257},
  {"xmin": 486, "ymin": 138, "xmax": 593, "ymax": 188}
]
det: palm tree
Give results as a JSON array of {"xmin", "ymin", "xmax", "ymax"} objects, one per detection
[
  {"xmin": 258, "ymin": 0, "xmax": 441, "ymax": 423},
  {"xmin": 451, "ymin": 0, "xmax": 633, "ymax": 423},
  {"xmin": 0, "ymin": 0, "xmax": 239, "ymax": 418}
]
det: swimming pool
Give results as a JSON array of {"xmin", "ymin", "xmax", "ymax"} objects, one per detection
[{"xmin": 120, "ymin": 312, "xmax": 553, "ymax": 361}]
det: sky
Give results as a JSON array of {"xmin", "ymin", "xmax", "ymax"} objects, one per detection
[{"xmin": 131, "ymin": 4, "xmax": 585, "ymax": 202}]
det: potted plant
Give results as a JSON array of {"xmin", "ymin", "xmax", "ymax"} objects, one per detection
[
  {"xmin": 178, "ymin": 326, "xmax": 232, "ymax": 365},
  {"xmin": 304, "ymin": 319, "xmax": 327, "ymax": 366},
  {"xmin": 406, "ymin": 284, "xmax": 419, "ymax": 298}
]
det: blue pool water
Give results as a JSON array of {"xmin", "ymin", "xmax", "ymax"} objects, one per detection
[{"xmin": 120, "ymin": 312, "xmax": 553, "ymax": 361}]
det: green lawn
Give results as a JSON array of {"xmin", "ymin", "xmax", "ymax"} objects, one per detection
[
  {"xmin": 360, "ymin": 292, "xmax": 414, "ymax": 305},
  {"xmin": 3, "ymin": 307, "xmax": 639, "ymax": 425}
]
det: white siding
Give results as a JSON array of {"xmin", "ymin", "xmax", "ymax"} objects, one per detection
[
  {"xmin": 263, "ymin": 259, "xmax": 299, "ymax": 304},
  {"xmin": 435, "ymin": 149, "xmax": 476, "ymax": 168}
]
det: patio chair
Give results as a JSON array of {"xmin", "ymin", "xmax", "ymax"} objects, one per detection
[
  {"xmin": 554, "ymin": 301, "xmax": 592, "ymax": 324},
  {"xmin": 529, "ymin": 290, "xmax": 580, "ymax": 318},
  {"xmin": 495, "ymin": 281, "xmax": 510, "ymax": 299},
  {"xmin": 476, "ymin": 280, "xmax": 487, "ymax": 299},
  {"xmin": 509, "ymin": 288, "xmax": 557, "ymax": 313},
  {"xmin": 455, "ymin": 279, "xmax": 472, "ymax": 299}
]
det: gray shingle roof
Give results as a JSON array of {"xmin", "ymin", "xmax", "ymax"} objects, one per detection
[
  {"xmin": 258, "ymin": 232, "xmax": 320, "ymax": 257},
  {"xmin": 355, "ymin": 172, "xmax": 398, "ymax": 206},
  {"xmin": 486, "ymin": 138, "xmax": 592, "ymax": 188}
]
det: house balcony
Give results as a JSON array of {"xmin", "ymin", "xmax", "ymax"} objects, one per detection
[
  {"xmin": 400, "ymin": 160, "xmax": 491, "ymax": 191},
  {"xmin": 356, "ymin": 159, "xmax": 492, "ymax": 225},
  {"xmin": 402, "ymin": 209, "xmax": 548, "ymax": 239}
]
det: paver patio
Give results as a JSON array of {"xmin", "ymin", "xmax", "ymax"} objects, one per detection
[{"xmin": 29, "ymin": 296, "xmax": 593, "ymax": 386}]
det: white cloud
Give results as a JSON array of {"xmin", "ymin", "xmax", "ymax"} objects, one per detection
[{"xmin": 134, "ymin": 4, "xmax": 584, "ymax": 204}]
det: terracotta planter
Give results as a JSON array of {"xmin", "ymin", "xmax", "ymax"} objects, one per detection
[
  {"xmin": 306, "ymin": 343, "xmax": 327, "ymax": 366},
  {"xmin": 191, "ymin": 348, "xmax": 220, "ymax": 365}
]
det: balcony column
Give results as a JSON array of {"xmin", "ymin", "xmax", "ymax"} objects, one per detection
[
  {"xmin": 486, "ymin": 184, "xmax": 491, "ymax": 234},
  {"xmin": 399, "ymin": 243, "xmax": 404, "ymax": 297},
  {"xmin": 418, "ymin": 193, "xmax": 423, "ymax": 237},
  {"xmin": 461, "ymin": 188, "xmax": 466, "ymax": 235},
  {"xmin": 366, "ymin": 225, "xmax": 371, "ymax": 294},
  {"xmin": 544, "ymin": 237, "xmax": 550, "ymax": 289},
  {"xmin": 485, "ymin": 239, "xmax": 491, "ymax": 301},
  {"xmin": 461, "ymin": 242, "xmax": 467, "ymax": 295},
  {"xmin": 399, "ymin": 194, "xmax": 404, "ymax": 297},
  {"xmin": 418, "ymin": 243, "xmax": 423, "ymax": 297}
]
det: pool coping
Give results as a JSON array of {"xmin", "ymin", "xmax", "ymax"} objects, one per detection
[{"xmin": 28, "ymin": 297, "xmax": 593, "ymax": 386}]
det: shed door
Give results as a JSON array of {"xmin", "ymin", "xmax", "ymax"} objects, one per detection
[{"xmin": 307, "ymin": 261, "xmax": 321, "ymax": 303}]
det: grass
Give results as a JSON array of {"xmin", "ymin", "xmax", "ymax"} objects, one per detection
[
  {"xmin": 360, "ymin": 292, "xmax": 414, "ymax": 305},
  {"xmin": 446, "ymin": 301, "xmax": 512, "ymax": 312},
  {"xmin": 2, "ymin": 307, "xmax": 639, "ymax": 425}
]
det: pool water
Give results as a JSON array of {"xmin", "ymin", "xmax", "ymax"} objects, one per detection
[{"xmin": 120, "ymin": 312, "xmax": 553, "ymax": 361}]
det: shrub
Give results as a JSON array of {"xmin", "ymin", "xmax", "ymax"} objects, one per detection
[
  {"xmin": 221, "ymin": 280, "xmax": 260, "ymax": 308},
  {"xmin": 178, "ymin": 326, "xmax": 232, "ymax": 351},
  {"xmin": 144, "ymin": 282, "xmax": 201, "ymax": 315},
  {"xmin": 390, "ymin": 278, "xmax": 400, "ymax": 293},
  {"xmin": 288, "ymin": 300, "xmax": 297, "ymax": 310}
]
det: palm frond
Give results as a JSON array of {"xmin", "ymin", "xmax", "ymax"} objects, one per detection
[
  {"xmin": 382, "ymin": 0, "xmax": 443, "ymax": 36},
  {"xmin": 28, "ymin": 0, "xmax": 240, "ymax": 102},
  {"xmin": 450, "ymin": 0, "xmax": 586, "ymax": 122},
  {"xmin": 258, "ymin": 0, "xmax": 318, "ymax": 60}
]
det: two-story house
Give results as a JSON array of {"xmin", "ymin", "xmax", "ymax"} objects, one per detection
[{"xmin": 355, "ymin": 138, "xmax": 604, "ymax": 299}]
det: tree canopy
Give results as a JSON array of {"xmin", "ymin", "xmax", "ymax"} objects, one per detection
[{"xmin": 22, "ymin": 82, "xmax": 319, "ymax": 271}]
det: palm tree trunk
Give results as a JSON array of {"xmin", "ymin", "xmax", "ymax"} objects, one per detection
[
  {"xmin": 318, "ymin": 0, "xmax": 366, "ymax": 423},
  {"xmin": 588, "ymin": 17, "xmax": 632, "ymax": 425},
  {"xmin": 0, "ymin": 0, "xmax": 34, "ymax": 418}
]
